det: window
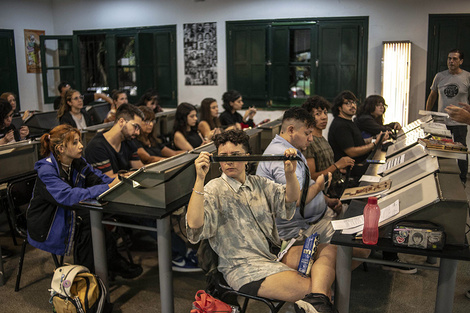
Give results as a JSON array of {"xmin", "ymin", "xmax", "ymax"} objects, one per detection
[{"xmin": 382, "ymin": 41, "xmax": 411, "ymax": 126}]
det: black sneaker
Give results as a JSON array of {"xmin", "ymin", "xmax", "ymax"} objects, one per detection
[
  {"xmin": 295, "ymin": 293, "xmax": 338, "ymax": 313},
  {"xmin": 381, "ymin": 259, "xmax": 417, "ymax": 274},
  {"xmin": 1, "ymin": 246, "xmax": 13, "ymax": 259},
  {"xmin": 108, "ymin": 256, "xmax": 143, "ymax": 279}
]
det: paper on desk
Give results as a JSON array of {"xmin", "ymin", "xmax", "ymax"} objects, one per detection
[
  {"xmin": 331, "ymin": 200, "xmax": 400, "ymax": 235},
  {"xmin": 359, "ymin": 175, "xmax": 381, "ymax": 183},
  {"xmin": 377, "ymin": 155, "xmax": 405, "ymax": 174}
]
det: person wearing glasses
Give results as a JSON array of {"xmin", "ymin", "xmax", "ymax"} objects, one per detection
[
  {"xmin": 354, "ymin": 95, "xmax": 401, "ymax": 139},
  {"xmin": 84, "ymin": 103, "xmax": 144, "ymax": 178},
  {"xmin": 328, "ymin": 90, "xmax": 389, "ymax": 179},
  {"xmin": 135, "ymin": 106, "xmax": 184, "ymax": 164},
  {"xmin": 53, "ymin": 81, "xmax": 113, "ymax": 110},
  {"xmin": 58, "ymin": 89, "xmax": 95, "ymax": 130},
  {"xmin": 0, "ymin": 98, "xmax": 29, "ymax": 145}
]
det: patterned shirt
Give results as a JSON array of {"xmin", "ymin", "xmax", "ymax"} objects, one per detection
[
  {"xmin": 186, "ymin": 173, "xmax": 296, "ymax": 290},
  {"xmin": 304, "ymin": 135, "xmax": 341, "ymax": 185}
]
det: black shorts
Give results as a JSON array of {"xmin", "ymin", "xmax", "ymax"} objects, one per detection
[{"xmin": 238, "ymin": 277, "xmax": 266, "ymax": 296}]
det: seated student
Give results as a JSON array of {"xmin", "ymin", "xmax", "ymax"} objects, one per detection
[
  {"xmin": 53, "ymin": 81, "xmax": 113, "ymax": 110},
  {"xmin": 355, "ymin": 95, "xmax": 401, "ymax": 139},
  {"xmin": 85, "ymin": 103, "xmax": 144, "ymax": 178},
  {"xmin": 187, "ymin": 130, "xmax": 338, "ymax": 313},
  {"xmin": 173, "ymin": 102, "xmax": 207, "ymax": 151},
  {"xmin": 219, "ymin": 90, "xmax": 256, "ymax": 130},
  {"xmin": 197, "ymin": 97, "xmax": 222, "ymax": 140},
  {"xmin": 328, "ymin": 90, "xmax": 389, "ymax": 180},
  {"xmin": 104, "ymin": 90, "xmax": 129, "ymax": 123},
  {"xmin": 1, "ymin": 92, "xmax": 32, "ymax": 121},
  {"xmin": 0, "ymin": 98, "xmax": 29, "ymax": 145},
  {"xmin": 301, "ymin": 96, "xmax": 355, "ymax": 198},
  {"xmin": 135, "ymin": 106, "xmax": 184, "ymax": 164},
  {"xmin": 58, "ymin": 89, "xmax": 95, "ymax": 130},
  {"xmin": 136, "ymin": 89, "xmax": 162, "ymax": 113},
  {"xmin": 26, "ymin": 124, "xmax": 142, "ymax": 278}
]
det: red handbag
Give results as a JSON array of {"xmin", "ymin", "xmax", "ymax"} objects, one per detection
[{"xmin": 191, "ymin": 290, "xmax": 232, "ymax": 313}]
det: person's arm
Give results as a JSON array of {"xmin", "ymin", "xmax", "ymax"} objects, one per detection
[
  {"xmin": 160, "ymin": 146, "xmax": 185, "ymax": 157},
  {"xmin": 426, "ymin": 90, "xmax": 438, "ymax": 111},
  {"xmin": 198, "ymin": 121, "xmax": 211, "ymax": 139},
  {"xmin": 94, "ymin": 93, "xmax": 113, "ymax": 106},
  {"xmin": 187, "ymin": 151, "xmax": 211, "ymax": 229},
  {"xmin": 308, "ymin": 156, "xmax": 354, "ymax": 180},
  {"xmin": 173, "ymin": 131, "xmax": 194, "ymax": 151},
  {"xmin": 19, "ymin": 125, "xmax": 29, "ymax": 140},
  {"xmin": 0, "ymin": 130, "xmax": 15, "ymax": 145},
  {"xmin": 130, "ymin": 159, "xmax": 144, "ymax": 169},
  {"xmin": 344, "ymin": 143, "xmax": 375, "ymax": 158},
  {"xmin": 283, "ymin": 148, "xmax": 300, "ymax": 203},
  {"xmin": 297, "ymin": 173, "xmax": 330, "ymax": 207},
  {"xmin": 445, "ymin": 104, "xmax": 470, "ymax": 125},
  {"xmin": 136, "ymin": 147, "xmax": 165, "ymax": 164}
]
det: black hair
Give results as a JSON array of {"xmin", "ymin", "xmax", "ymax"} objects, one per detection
[
  {"xmin": 213, "ymin": 129, "xmax": 251, "ymax": 154},
  {"xmin": 331, "ymin": 90, "xmax": 358, "ymax": 117},
  {"xmin": 174, "ymin": 102, "xmax": 198, "ymax": 137},
  {"xmin": 301, "ymin": 95, "xmax": 331, "ymax": 113},
  {"xmin": 221, "ymin": 90, "xmax": 242, "ymax": 112},
  {"xmin": 281, "ymin": 107, "xmax": 315, "ymax": 129},
  {"xmin": 449, "ymin": 48, "xmax": 464, "ymax": 60},
  {"xmin": 356, "ymin": 95, "xmax": 387, "ymax": 125},
  {"xmin": 111, "ymin": 89, "xmax": 128, "ymax": 102},
  {"xmin": 57, "ymin": 81, "xmax": 70, "ymax": 93},
  {"xmin": 0, "ymin": 98, "xmax": 13, "ymax": 128},
  {"xmin": 115, "ymin": 103, "xmax": 144, "ymax": 123}
]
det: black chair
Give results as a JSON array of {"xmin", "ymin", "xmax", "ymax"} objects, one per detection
[
  {"xmin": 197, "ymin": 240, "xmax": 286, "ymax": 313},
  {"xmin": 6, "ymin": 173, "xmax": 64, "ymax": 291}
]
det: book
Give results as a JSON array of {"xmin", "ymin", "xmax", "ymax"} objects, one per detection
[
  {"xmin": 340, "ymin": 180, "xmax": 392, "ymax": 201},
  {"xmin": 419, "ymin": 138, "xmax": 468, "ymax": 152}
]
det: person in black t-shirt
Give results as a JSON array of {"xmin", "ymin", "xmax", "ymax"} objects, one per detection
[
  {"xmin": 0, "ymin": 99, "xmax": 29, "ymax": 145},
  {"xmin": 135, "ymin": 106, "xmax": 183, "ymax": 164},
  {"xmin": 219, "ymin": 90, "xmax": 256, "ymax": 129},
  {"xmin": 328, "ymin": 90, "xmax": 388, "ymax": 178},
  {"xmin": 85, "ymin": 103, "xmax": 144, "ymax": 177}
]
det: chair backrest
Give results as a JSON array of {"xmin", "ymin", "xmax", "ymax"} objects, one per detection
[{"xmin": 7, "ymin": 173, "xmax": 37, "ymax": 235}]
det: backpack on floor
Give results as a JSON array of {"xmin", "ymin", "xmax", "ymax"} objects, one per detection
[{"xmin": 50, "ymin": 265, "xmax": 107, "ymax": 313}]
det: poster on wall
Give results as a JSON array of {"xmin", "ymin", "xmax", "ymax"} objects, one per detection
[
  {"xmin": 183, "ymin": 22, "xmax": 217, "ymax": 86},
  {"xmin": 24, "ymin": 29, "xmax": 44, "ymax": 74}
]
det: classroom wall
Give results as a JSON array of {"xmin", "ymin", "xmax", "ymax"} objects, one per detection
[{"xmin": 2, "ymin": 0, "xmax": 470, "ymax": 122}]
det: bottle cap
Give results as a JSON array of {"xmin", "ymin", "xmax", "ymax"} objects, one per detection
[{"xmin": 367, "ymin": 197, "xmax": 378, "ymax": 205}]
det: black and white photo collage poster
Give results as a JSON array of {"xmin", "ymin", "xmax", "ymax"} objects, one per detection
[{"xmin": 184, "ymin": 22, "xmax": 217, "ymax": 86}]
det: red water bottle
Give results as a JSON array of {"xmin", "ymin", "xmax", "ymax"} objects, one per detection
[{"xmin": 362, "ymin": 197, "xmax": 380, "ymax": 245}]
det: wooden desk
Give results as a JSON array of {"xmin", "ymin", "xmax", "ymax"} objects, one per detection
[{"xmin": 74, "ymin": 194, "xmax": 190, "ymax": 313}]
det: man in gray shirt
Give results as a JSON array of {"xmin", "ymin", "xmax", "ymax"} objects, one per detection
[{"xmin": 426, "ymin": 48, "xmax": 470, "ymax": 184}]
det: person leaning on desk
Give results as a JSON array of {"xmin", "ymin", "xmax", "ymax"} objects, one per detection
[
  {"xmin": 26, "ymin": 124, "xmax": 143, "ymax": 279},
  {"xmin": 0, "ymin": 98, "xmax": 29, "ymax": 145}
]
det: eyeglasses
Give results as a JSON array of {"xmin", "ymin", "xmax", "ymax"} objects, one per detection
[
  {"xmin": 343, "ymin": 100, "xmax": 356, "ymax": 106},
  {"xmin": 218, "ymin": 152, "xmax": 246, "ymax": 157},
  {"xmin": 128, "ymin": 121, "xmax": 141, "ymax": 132},
  {"xmin": 376, "ymin": 103, "xmax": 387, "ymax": 108},
  {"xmin": 143, "ymin": 120, "xmax": 154, "ymax": 125},
  {"xmin": 71, "ymin": 95, "xmax": 84, "ymax": 101}
]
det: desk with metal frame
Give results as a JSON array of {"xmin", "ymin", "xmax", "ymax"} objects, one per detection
[
  {"xmin": 332, "ymin": 227, "xmax": 470, "ymax": 313},
  {"xmin": 74, "ymin": 194, "xmax": 191, "ymax": 313}
]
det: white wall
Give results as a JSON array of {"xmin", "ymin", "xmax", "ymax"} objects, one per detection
[
  {"xmin": 3, "ymin": 0, "xmax": 470, "ymax": 123},
  {"xmin": 0, "ymin": 0, "xmax": 54, "ymax": 112}
]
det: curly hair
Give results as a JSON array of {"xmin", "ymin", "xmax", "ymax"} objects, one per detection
[
  {"xmin": 331, "ymin": 90, "xmax": 358, "ymax": 117},
  {"xmin": 213, "ymin": 129, "xmax": 251, "ymax": 154},
  {"xmin": 301, "ymin": 95, "xmax": 331, "ymax": 114},
  {"xmin": 356, "ymin": 95, "xmax": 387, "ymax": 124}
]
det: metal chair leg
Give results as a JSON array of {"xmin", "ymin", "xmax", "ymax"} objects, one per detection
[{"xmin": 15, "ymin": 239, "xmax": 28, "ymax": 292}]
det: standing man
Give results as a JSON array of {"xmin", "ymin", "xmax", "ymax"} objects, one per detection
[
  {"xmin": 328, "ymin": 90, "xmax": 388, "ymax": 181},
  {"xmin": 426, "ymin": 49, "xmax": 470, "ymax": 185}
]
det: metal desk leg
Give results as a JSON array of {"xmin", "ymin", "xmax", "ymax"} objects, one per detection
[
  {"xmin": 334, "ymin": 245, "xmax": 352, "ymax": 313},
  {"xmin": 157, "ymin": 216, "xmax": 174, "ymax": 313},
  {"xmin": 90, "ymin": 210, "xmax": 109, "ymax": 291},
  {"xmin": 435, "ymin": 258, "xmax": 457, "ymax": 313}
]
